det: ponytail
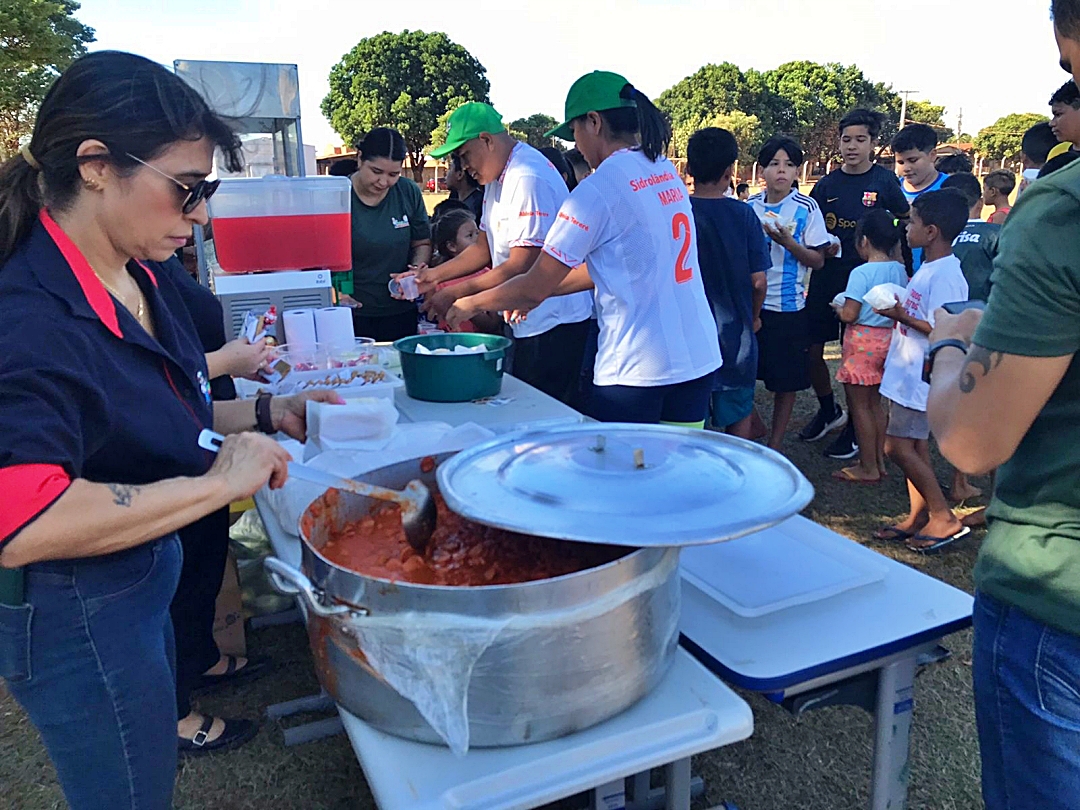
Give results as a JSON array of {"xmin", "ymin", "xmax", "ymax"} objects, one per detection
[
  {"xmin": 593, "ymin": 84, "xmax": 673, "ymax": 163},
  {"xmin": 624, "ymin": 86, "xmax": 671, "ymax": 162},
  {"xmin": 897, "ymin": 218, "xmax": 915, "ymax": 278},
  {"xmin": 0, "ymin": 154, "xmax": 44, "ymax": 265}
]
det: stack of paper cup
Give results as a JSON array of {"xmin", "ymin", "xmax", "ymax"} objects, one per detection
[
  {"xmin": 282, "ymin": 309, "xmax": 318, "ymax": 352},
  {"xmin": 314, "ymin": 306, "xmax": 356, "ymax": 353}
]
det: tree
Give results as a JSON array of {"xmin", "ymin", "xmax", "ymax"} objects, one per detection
[
  {"xmin": 975, "ymin": 112, "xmax": 1051, "ymax": 163},
  {"xmin": 670, "ymin": 110, "xmax": 762, "ymax": 164},
  {"xmin": 508, "ymin": 113, "xmax": 559, "ymax": 148},
  {"xmin": 0, "ymin": 0, "xmax": 95, "ymax": 158},
  {"xmin": 759, "ymin": 61, "xmax": 901, "ymax": 169},
  {"xmin": 322, "ymin": 30, "xmax": 489, "ymax": 182},
  {"xmin": 656, "ymin": 62, "xmax": 752, "ymax": 130},
  {"xmin": 905, "ymin": 100, "xmax": 954, "ymax": 143}
]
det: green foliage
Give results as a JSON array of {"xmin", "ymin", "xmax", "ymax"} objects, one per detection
[
  {"xmin": 656, "ymin": 59, "xmax": 923, "ymax": 168},
  {"xmin": 0, "ymin": 0, "xmax": 94, "ymax": 158},
  {"xmin": 759, "ymin": 61, "xmax": 900, "ymax": 165},
  {"xmin": 322, "ymin": 30, "xmax": 489, "ymax": 180},
  {"xmin": 656, "ymin": 62, "xmax": 752, "ymax": 129},
  {"xmin": 507, "ymin": 113, "xmax": 560, "ymax": 148},
  {"xmin": 671, "ymin": 110, "xmax": 762, "ymax": 163},
  {"xmin": 975, "ymin": 112, "xmax": 1051, "ymax": 162},
  {"xmin": 905, "ymin": 100, "xmax": 954, "ymax": 143}
]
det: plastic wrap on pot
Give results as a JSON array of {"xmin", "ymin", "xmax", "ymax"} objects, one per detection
[{"xmin": 335, "ymin": 548, "xmax": 679, "ymax": 755}]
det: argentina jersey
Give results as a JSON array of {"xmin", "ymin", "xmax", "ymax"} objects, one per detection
[{"xmin": 749, "ymin": 190, "xmax": 831, "ymax": 312}]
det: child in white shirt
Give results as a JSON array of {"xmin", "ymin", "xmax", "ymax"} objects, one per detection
[{"xmin": 875, "ymin": 189, "xmax": 970, "ymax": 553}]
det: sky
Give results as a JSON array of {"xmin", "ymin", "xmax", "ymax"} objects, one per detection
[{"xmin": 76, "ymin": 0, "xmax": 1067, "ymax": 153}]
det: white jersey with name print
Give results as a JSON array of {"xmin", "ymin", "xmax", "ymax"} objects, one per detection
[
  {"xmin": 481, "ymin": 142, "xmax": 592, "ymax": 338},
  {"xmin": 748, "ymin": 189, "xmax": 831, "ymax": 313},
  {"xmin": 542, "ymin": 148, "xmax": 722, "ymax": 387}
]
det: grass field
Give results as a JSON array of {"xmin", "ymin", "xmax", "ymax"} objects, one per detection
[{"xmin": 0, "ymin": 349, "xmax": 989, "ymax": 810}]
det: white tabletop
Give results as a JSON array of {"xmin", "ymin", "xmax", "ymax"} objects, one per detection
[
  {"xmin": 336, "ymin": 649, "xmax": 751, "ymax": 810},
  {"xmin": 678, "ymin": 515, "xmax": 974, "ymax": 692},
  {"xmin": 393, "ymin": 374, "xmax": 584, "ymax": 433}
]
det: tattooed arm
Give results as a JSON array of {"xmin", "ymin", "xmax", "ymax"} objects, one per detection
[
  {"xmin": 927, "ymin": 309, "xmax": 1074, "ymax": 474},
  {"xmin": 1, "ymin": 434, "xmax": 292, "ymax": 568}
]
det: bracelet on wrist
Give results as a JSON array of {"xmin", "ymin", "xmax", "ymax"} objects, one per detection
[{"xmin": 255, "ymin": 392, "xmax": 275, "ymax": 434}]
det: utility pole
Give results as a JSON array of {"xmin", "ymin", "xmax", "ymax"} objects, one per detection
[
  {"xmin": 898, "ymin": 90, "xmax": 919, "ymax": 130},
  {"xmin": 956, "ymin": 108, "xmax": 963, "ymax": 143}
]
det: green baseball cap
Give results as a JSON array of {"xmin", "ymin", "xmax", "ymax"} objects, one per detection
[
  {"xmin": 546, "ymin": 71, "xmax": 636, "ymax": 141},
  {"xmin": 429, "ymin": 102, "xmax": 505, "ymax": 158}
]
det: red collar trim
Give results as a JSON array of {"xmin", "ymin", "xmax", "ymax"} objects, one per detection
[
  {"xmin": 39, "ymin": 209, "xmax": 123, "ymax": 339},
  {"xmin": 39, "ymin": 209, "xmax": 122, "ymax": 339},
  {"xmin": 136, "ymin": 261, "xmax": 159, "ymax": 288}
]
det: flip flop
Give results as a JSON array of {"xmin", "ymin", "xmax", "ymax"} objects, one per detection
[
  {"xmin": 904, "ymin": 526, "xmax": 971, "ymax": 555},
  {"xmin": 832, "ymin": 467, "xmax": 881, "ymax": 485},
  {"xmin": 873, "ymin": 526, "xmax": 913, "ymax": 542}
]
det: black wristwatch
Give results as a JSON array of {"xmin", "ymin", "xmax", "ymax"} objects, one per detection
[
  {"xmin": 255, "ymin": 392, "xmax": 275, "ymax": 434},
  {"xmin": 922, "ymin": 339, "xmax": 969, "ymax": 384}
]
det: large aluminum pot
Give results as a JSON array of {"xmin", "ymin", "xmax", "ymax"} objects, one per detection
[{"xmin": 269, "ymin": 452, "xmax": 681, "ymax": 749}]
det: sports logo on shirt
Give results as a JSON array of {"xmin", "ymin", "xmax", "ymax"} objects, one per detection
[
  {"xmin": 197, "ymin": 370, "xmax": 212, "ymax": 405},
  {"xmin": 392, "ymin": 216, "xmax": 410, "ymax": 229},
  {"xmin": 862, "ymin": 191, "xmax": 878, "ymax": 207}
]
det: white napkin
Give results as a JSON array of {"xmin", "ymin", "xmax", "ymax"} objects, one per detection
[
  {"xmin": 414, "ymin": 344, "xmax": 487, "ymax": 355},
  {"xmin": 863, "ymin": 283, "xmax": 908, "ymax": 311},
  {"xmin": 304, "ymin": 397, "xmax": 399, "ymax": 459},
  {"xmin": 263, "ymin": 421, "xmax": 497, "ymax": 537}
]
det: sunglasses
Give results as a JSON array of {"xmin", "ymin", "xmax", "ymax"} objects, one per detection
[{"xmin": 125, "ymin": 153, "xmax": 220, "ymax": 215}]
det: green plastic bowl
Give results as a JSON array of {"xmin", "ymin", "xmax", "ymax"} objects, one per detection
[{"xmin": 393, "ymin": 333, "xmax": 513, "ymax": 402}]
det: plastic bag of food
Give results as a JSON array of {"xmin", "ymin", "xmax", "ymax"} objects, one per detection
[{"xmin": 863, "ymin": 282, "xmax": 908, "ymax": 311}]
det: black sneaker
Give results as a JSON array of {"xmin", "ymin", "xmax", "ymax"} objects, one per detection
[
  {"xmin": 824, "ymin": 428, "xmax": 859, "ymax": 459},
  {"xmin": 799, "ymin": 407, "xmax": 847, "ymax": 442}
]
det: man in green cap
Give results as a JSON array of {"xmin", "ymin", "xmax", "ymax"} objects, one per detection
[{"xmin": 408, "ymin": 102, "xmax": 592, "ymax": 403}]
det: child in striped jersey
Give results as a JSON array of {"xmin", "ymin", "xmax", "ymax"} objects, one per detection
[{"xmin": 747, "ymin": 136, "xmax": 831, "ymax": 451}]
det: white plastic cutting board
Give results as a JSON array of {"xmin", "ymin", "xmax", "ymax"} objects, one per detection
[{"xmin": 680, "ymin": 519, "xmax": 888, "ymax": 618}]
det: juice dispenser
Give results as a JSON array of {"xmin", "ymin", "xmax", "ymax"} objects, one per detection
[{"xmin": 209, "ymin": 176, "xmax": 352, "ymax": 273}]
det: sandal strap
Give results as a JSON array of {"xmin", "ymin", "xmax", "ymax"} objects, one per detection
[
  {"xmin": 223, "ymin": 655, "xmax": 238, "ymax": 676},
  {"xmin": 191, "ymin": 715, "xmax": 215, "ymax": 747}
]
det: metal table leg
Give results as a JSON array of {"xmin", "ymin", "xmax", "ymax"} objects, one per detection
[
  {"xmin": 664, "ymin": 758, "xmax": 692, "ymax": 810},
  {"xmin": 870, "ymin": 655, "xmax": 917, "ymax": 810}
]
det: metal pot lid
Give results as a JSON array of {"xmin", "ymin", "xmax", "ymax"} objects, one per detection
[{"xmin": 436, "ymin": 423, "xmax": 814, "ymax": 547}]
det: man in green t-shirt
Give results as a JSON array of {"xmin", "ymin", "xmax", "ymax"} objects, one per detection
[{"xmin": 925, "ymin": 5, "xmax": 1080, "ymax": 803}]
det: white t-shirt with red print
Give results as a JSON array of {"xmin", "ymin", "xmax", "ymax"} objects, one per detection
[
  {"xmin": 880, "ymin": 254, "xmax": 969, "ymax": 411},
  {"xmin": 542, "ymin": 148, "xmax": 722, "ymax": 387},
  {"xmin": 481, "ymin": 142, "xmax": 592, "ymax": 339}
]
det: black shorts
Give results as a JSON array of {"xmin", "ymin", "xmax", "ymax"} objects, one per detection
[
  {"xmin": 757, "ymin": 309, "xmax": 811, "ymax": 393},
  {"xmin": 805, "ymin": 265, "xmax": 851, "ymax": 346},
  {"xmin": 510, "ymin": 318, "xmax": 590, "ymax": 405}
]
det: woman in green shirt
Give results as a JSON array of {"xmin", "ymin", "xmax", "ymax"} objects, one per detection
[{"xmin": 340, "ymin": 128, "xmax": 432, "ymax": 341}]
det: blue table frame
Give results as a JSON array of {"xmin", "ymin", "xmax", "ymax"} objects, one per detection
[{"xmin": 678, "ymin": 515, "xmax": 974, "ymax": 810}]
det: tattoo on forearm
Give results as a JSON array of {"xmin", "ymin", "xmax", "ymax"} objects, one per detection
[
  {"xmin": 959, "ymin": 346, "xmax": 1004, "ymax": 393},
  {"xmin": 108, "ymin": 483, "xmax": 139, "ymax": 507}
]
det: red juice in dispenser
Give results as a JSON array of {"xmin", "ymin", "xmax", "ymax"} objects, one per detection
[{"xmin": 209, "ymin": 176, "xmax": 352, "ymax": 273}]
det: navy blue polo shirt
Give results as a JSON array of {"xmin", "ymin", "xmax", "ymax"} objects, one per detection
[
  {"xmin": 690, "ymin": 196, "xmax": 771, "ymax": 390},
  {"xmin": 0, "ymin": 210, "xmax": 215, "ymax": 547}
]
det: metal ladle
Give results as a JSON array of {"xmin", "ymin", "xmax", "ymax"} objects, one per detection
[{"xmin": 198, "ymin": 430, "xmax": 436, "ymax": 552}]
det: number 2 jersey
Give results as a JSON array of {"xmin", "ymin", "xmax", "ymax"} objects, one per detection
[{"xmin": 542, "ymin": 148, "xmax": 722, "ymax": 387}]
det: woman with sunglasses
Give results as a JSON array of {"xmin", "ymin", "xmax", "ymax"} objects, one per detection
[{"xmin": 0, "ymin": 51, "xmax": 338, "ymax": 809}]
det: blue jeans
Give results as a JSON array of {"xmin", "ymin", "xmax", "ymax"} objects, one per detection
[
  {"xmin": 0, "ymin": 537, "xmax": 182, "ymax": 810},
  {"xmin": 973, "ymin": 590, "xmax": 1080, "ymax": 810}
]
